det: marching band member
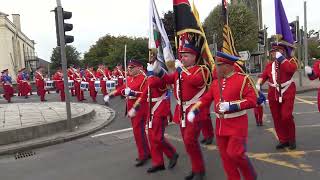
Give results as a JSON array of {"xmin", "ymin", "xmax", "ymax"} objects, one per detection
[
  {"xmin": 35, "ymin": 66, "xmax": 46, "ymax": 101},
  {"xmin": 85, "ymin": 66, "xmax": 97, "ymax": 102},
  {"xmin": 1, "ymin": 69, "xmax": 14, "ymax": 103}
]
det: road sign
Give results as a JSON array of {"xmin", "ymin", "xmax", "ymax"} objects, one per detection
[{"xmin": 239, "ymin": 51, "xmax": 251, "ymax": 61}]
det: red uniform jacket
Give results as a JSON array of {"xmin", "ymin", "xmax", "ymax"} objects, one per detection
[
  {"xmin": 85, "ymin": 70, "xmax": 96, "ymax": 82},
  {"xmin": 308, "ymin": 60, "xmax": 320, "ymax": 80},
  {"xmin": 35, "ymin": 71, "xmax": 45, "ymax": 88},
  {"xmin": 104, "ymin": 68, "xmax": 112, "ymax": 79},
  {"xmin": 67, "ymin": 68, "xmax": 75, "ymax": 80},
  {"xmin": 111, "ymin": 73, "xmax": 147, "ymax": 113},
  {"xmin": 96, "ymin": 68, "xmax": 108, "ymax": 80},
  {"xmin": 112, "ymin": 67, "xmax": 124, "ymax": 86},
  {"xmin": 162, "ymin": 65, "xmax": 209, "ymax": 124},
  {"xmin": 53, "ymin": 71, "xmax": 64, "ymax": 90},
  {"xmin": 199, "ymin": 72, "xmax": 257, "ymax": 137},
  {"xmin": 134, "ymin": 76, "xmax": 171, "ymax": 118},
  {"xmin": 260, "ymin": 58, "xmax": 298, "ymax": 101}
]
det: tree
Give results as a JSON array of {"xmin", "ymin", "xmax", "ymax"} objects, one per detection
[
  {"xmin": 203, "ymin": 3, "xmax": 258, "ymax": 52},
  {"xmin": 50, "ymin": 45, "xmax": 81, "ymax": 71},
  {"xmin": 308, "ymin": 37, "xmax": 320, "ymax": 60},
  {"xmin": 83, "ymin": 35, "xmax": 148, "ymax": 68},
  {"xmin": 162, "ymin": 10, "xmax": 177, "ymax": 54}
]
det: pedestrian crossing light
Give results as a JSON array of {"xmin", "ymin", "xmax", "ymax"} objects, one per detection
[
  {"xmin": 258, "ymin": 29, "xmax": 265, "ymax": 46},
  {"xmin": 54, "ymin": 7, "xmax": 74, "ymax": 46}
]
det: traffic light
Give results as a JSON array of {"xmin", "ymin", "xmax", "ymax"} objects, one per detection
[
  {"xmin": 54, "ymin": 7, "xmax": 74, "ymax": 46},
  {"xmin": 289, "ymin": 21, "xmax": 298, "ymax": 42},
  {"xmin": 258, "ymin": 29, "xmax": 265, "ymax": 46}
]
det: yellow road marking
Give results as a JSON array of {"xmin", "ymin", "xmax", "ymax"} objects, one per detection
[
  {"xmin": 165, "ymin": 133, "xmax": 319, "ymax": 172},
  {"xmin": 266, "ymin": 128, "xmax": 279, "ymax": 140},
  {"xmin": 295, "ymin": 96, "xmax": 315, "ymax": 105}
]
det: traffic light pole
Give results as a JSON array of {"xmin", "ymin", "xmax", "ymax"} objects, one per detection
[
  {"xmin": 56, "ymin": 0, "xmax": 73, "ymax": 131},
  {"xmin": 296, "ymin": 16, "xmax": 303, "ymax": 87},
  {"xmin": 303, "ymin": 1, "xmax": 308, "ymax": 69}
]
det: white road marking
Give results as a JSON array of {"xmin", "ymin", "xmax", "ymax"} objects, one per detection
[{"xmin": 91, "ymin": 127, "xmax": 132, "ymax": 138}]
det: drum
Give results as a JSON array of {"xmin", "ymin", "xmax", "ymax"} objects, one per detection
[
  {"xmin": 45, "ymin": 80, "xmax": 54, "ymax": 89},
  {"xmin": 94, "ymin": 80, "xmax": 101, "ymax": 91},
  {"xmin": 112, "ymin": 78, "xmax": 118, "ymax": 86},
  {"xmin": 106, "ymin": 80, "xmax": 116, "ymax": 93},
  {"xmin": 80, "ymin": 81, "xmax": 89, "ymax": 91},
  {"xmin": 68, "ymin": 80, "xmax": 74, "ymax": 89}
]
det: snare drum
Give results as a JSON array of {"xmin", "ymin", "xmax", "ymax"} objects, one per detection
[
  {"xmin": 80, "ymin": 81, "xmax": 89, "ymax": 91},
  {"xmin": 68, "ymin": 80, "xmax": 74, "ymax": 89},
  {"xmin": 94, "ymin": 80, "xmax": 101, "ymax": 91},
  {"xmin": 112, "ymin": 78, "xmax": 118, "ymax": 86},
  {"xmin": 106, "ymin": 80, "xmax": 116, "ymax": 93},
  {"xmin": 45, "ymin": 80, "xmax": 54, "ymax": 89}
]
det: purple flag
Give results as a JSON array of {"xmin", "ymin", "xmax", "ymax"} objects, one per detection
[{"xmin": 275, "ymin": 0, "xmax": 294, "ymax": 55}]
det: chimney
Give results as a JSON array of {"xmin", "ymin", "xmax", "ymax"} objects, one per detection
[{"xmin": 12, "ymin": 14, "xmax": 21, "ymax": 31}]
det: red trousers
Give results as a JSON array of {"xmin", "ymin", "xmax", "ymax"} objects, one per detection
[
  {"xmin": 148, "ymin": 116, "xmax": 176, "ymax": 166},
  {"xmin": 36, "ymin": 83, "xmax": 46, "ymax": 101},
  {"xmin": 20, "ymin": 82, "xmax": 30, "ymax": 96},
  {"xmin": 17, "ymin": 84, "xmax": 21, "ymax": 96},
  {"xmin": 131, "ymin": 114, "xmax": 150, "ymax": 160},
  {"xmin": 74, "ymin": 81, "xmax": 84, "ymax": 101},
  {"xmin": 101, "ymin": 80, "xmax": 107, "ymax": 96},
  {"xmin": 57, "ymin": 84, "xmax": 65, "ymax": 101},
  {"xmin": 269, "ymin": 98, "xmax": 296, "ymax": 143},
  {"xmin": 253, "ymin": 106, "xmax": 263, "ymax": 125},
  {"xmin": 70, "ymin": 88, "xmax": 75, "ymax": 96},
  {"xmin": 216, "ymin": 136, "xmax": 257, "ymax": 180},
  {"xmin": 201, "ymin": 113, "xmax": 214, "ymax": 139},
  {"xmin": 180, "ymin": 120, "xmax": 205, "ymax": 173},
  {"xmin": 88, "ymin": 81, "xmax": 97, "ymax": 102},
  {"xmin": 3, "ymin": 84, "xmax": 14, "ymax": 102}
]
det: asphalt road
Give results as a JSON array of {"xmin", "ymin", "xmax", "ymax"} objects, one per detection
[{"xmin": 0, "ymin": 90, "xmax": 320, "ymax": 180}]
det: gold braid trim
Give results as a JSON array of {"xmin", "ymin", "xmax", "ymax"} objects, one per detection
[
  {"xmin": 194, "ymin": 65, "xmax": 211, "ymax": 89},
  {"xmin": 289, "ymin": 57, "xmax": 299, "ymax": 69}
]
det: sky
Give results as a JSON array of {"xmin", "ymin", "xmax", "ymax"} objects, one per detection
[{"xmin": 0, "ymin": 0, "xmax": 319, "ymax": 62}]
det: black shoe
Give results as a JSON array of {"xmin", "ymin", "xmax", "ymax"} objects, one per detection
[
  {"xmin": 276, "ymin": 142, "xmax": 289, "ymax": 149},
  {"xmin": 135, "ymin": 159, "xmax": 148, "ymax": 167},
  {"xmin": 193, "ymin": 173, "xmax": 205, "ymax": 180},
  {"xmin": 168, "ymin": 153, "xmax": 179, "ymax": 169},
  {"xmin": 200, "ymin": 138, "xmax": 207, "ymax": 144},
  {"xmin": 288, "ymin": 141, "xmax": 296, "ymax": 150},
  {"xmin": 185, "ymin": 172, "xmax": 194, "ymax": 180},
  {"xmin": 147, "ymin": 165, "xmax": 165, "ymax": 173},
  {"xmin": 25, "ymin": 96, "xmax": 29, "ymax": 99},
  {"xmin": 204, "ymin": 138, "xmax": 213, "ymax": 145}
]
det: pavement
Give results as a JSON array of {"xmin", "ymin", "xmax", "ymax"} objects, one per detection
[{"xmin": 0, "ymin": 100, "xmax": 115, "ymax": 155}]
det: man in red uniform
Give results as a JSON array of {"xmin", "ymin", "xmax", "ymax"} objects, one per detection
[
  {"xmin": 104, "ymin": 59, "xmax": 150, "ymax": 167},
  {"xmin": 67, "ymin": 65, "xmax": 76, "ymax": 96},
  {"xmin": 305, "ymin": 59, "xmax": 320, "ymax": 112},
  {"xmin": 188, "ymin": 51, "xmax": 258, "ymax": 180},
  {"xmin": 104, "ymin": 65, "xmax": 112, "ymax": 79},
  {"xmin": 17, "ymin": 68, "xmax": 30, "ymax": 99},
  {"xmin": 148, "ymin": 42, "xmax": 210, "ymax": 180},
  {"xmin": 96, "ymin": 64, "xmax": 108, "ymax": 96},
  {"xmin": 35, "ymin": 66, "xmax": 46, "ymax": 101},
  {"xmin": 74, "ymin": 66, "xmax": 85, "ymax": 101},
  {"xmin": 112, "ymin": 63, "xmax": 125, "ymax": 88},
  {"xmin": 53, "ymin": 67, "xmax": 65, "ymax": 101},
  {"xmin": 1, "ymin": 69, "xmax": 14, "ymax": 103},
  {"xmin": 256, "ymin": 44, "xmax": 298, "ymax": 150},
  {"xmin": 128, "ymin": 50, "xmax": 179, "ymax": 173},
  {"xmin": 85, "ymin": 66, "xmax": 97, "ymax": 102},
  {"xmin": 254, "ymin": 91, "xmax": 267, "ymax": 126}
]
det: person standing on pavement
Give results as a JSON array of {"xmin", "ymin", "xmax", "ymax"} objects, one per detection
[
  {"xmin": 85, "ymin": 66, "xmax": 97, "ymax": 102},
  {"xmin": 128, "ymin": 49, "xmax": 179, "ymax": 173},
  {"xmin": 188, "ymin": 51, "xmax": 258, "ymax": 180},
  {"xmin": 35, "ymin": 66, "xmax": 46, "ymax": 102},
  {"xmin": 104, "ymin": 59, "xmax": 151, "ymax": 167},
  {"xmin": 305, "ymin": 59, "xmax": 320, "ymax": 112},
  {"xmin": 53, "ymin": 67, "xmax": 65, "ymax": 101},
  {"xmin": 1, "ymin": 69, "xmax": 14, "ymax": 103},
  {"xmin": 256, "ymin": 44, "xmax": 298, "ymax": 150}
]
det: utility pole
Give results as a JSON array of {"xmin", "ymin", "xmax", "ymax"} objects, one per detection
[
  {"xmin": 296, "ymin": 16, "xmax": 303, "ymax": 87},
  {"xmin": 55, "ymin": 0, "xmax": 73, "ymax": 131},
  {"xmin": 303, "ymin": 1, "xmax": 308, "ymax": 68}
]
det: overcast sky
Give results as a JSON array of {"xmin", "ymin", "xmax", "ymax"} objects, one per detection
[{"xmin": 1, "ymin": 0, "xmax": 319, "ymax": 61}]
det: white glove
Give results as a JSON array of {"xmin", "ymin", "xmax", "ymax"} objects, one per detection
[
  {"xmin": 103, "ymin": 95, "xmax": 110, "ymax": 102},
  {"xmin": 305, "ymin": 66, "xmax": 313, "ymax": 75},
  {"xmin": 175, "ymin": 59, "xmax": 183, "ymax": 69},
  {"xmin": 124, "ymin": 87, "xmax": 132, "ymax": 96},
  {"xmin": 147, "ymin": 63, "xmax": 154, "ymax": 72},
  {"xmin": 219, "ymin": 102, "xmax": 230, "ymax": 113},
  {"xmin": 128, "ymin": 108, "xmax": 136, "ymax": 117},
  {"xmin": 187, "ymin": 111, "xmax": 195, "ymax": 123},
  {"xmin": 255, "ymin": 84, "xmax": 261, "ymax": 91},
  {"xmin": 275, "ymin": 52, "xmax": 282, "ymax": 59}
]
